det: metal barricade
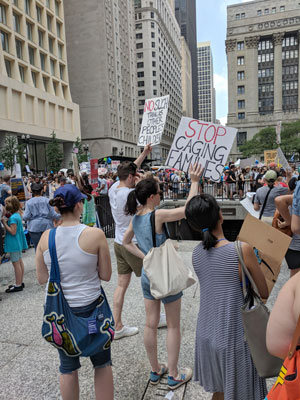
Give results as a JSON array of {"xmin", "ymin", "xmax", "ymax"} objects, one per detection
[{"xmin": 94, "ymin": 195, "xmax": 115, "ymax": 238}]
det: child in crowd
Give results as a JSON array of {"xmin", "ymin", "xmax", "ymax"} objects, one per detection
[{"xmin": 1, "ymin": 196, "xmax": 28, "ymax": 293}]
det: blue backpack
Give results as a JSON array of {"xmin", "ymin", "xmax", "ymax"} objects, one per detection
[{"xmin": 42, "ymin": 228, "xmax": 115, "ymax": 357}]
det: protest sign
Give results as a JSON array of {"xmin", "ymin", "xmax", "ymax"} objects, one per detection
[
  {"xmin": 90, "ymin": 159, "xmax": 98, "ymax": 190},
  {"xmin": 137, "ymin": 95, "xmax": 169, "ymax": 147},
  {"xmin": 238, "ymin": 214, "xmax": 291, "ymax": 295},
  {"xmin": 240, "ymin": 196, "xmax": 260, "ymax": 219},
  {"xmin": 264, "ymin": 150, "xmax": 277, "ymax": 165},
  {"xmin": 11, "ymin": 178, "xmax": 25, "ymax": 202},
  {"xmin": 80, "ymin": 162, "xmax": 90, "ymax": 175},
  {"xmin": 111, "ymin": 160, "xmax": 120, "ymax": 173},
  {"xmin": 274, "ymin": 147, "xmax": 289, "ymax": 170},
  {"xmin": 165, "ymin": 117, "xmax": 237, "ymax": 182}
]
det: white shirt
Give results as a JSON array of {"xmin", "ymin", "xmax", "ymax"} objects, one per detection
[
  {"xmin": 98, "ymin": 178, "xmax": 108, "ymax": 194},
  {"xmin": 108, "ymin": 181, "xmax": 136, "ymax": 244}
]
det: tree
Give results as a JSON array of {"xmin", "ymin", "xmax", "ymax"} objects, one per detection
[
  {"xmin": 0, "ymin": 135, "xmax": 18, "ymax": 173},
  {"xmin": 73, "ymin": 137, "xmax": 88, "ymax": 164},
  {"xmin": 46, "ymin": 131, "xmax": 64, "ymax": 172}
]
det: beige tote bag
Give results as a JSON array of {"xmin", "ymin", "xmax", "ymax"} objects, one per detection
[{"xmin": 143, "ymin": 212, "xmax": 196, "ymax": 299}]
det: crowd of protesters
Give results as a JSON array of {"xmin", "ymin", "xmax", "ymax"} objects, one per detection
[{"xmin": 1, "ymin": 149, "xmax": 300, "ymax": 399}]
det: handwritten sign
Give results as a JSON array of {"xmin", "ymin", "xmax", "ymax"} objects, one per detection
[
  {"xmin": 137, "ymin": 95, "xmax": 169, "ymax": 147},
  {"xmin": 165, "ymin": 117, "xmax": 237, "ymax": 182},
  {"xmin": 111, "ymin": 160, "xmax": 120, "ymax": 173},
  {"xmin": 11, "ymin": 178, "xmax": 25, "ymax": 202},
  {"xmin": 264, "ymin": 150, "xmax": 277, "ymax": 165}
]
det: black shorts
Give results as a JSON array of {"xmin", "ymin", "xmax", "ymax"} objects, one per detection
[{"xmin": 285, "ymin": 248, "xmax": 300, "ymax": 270}]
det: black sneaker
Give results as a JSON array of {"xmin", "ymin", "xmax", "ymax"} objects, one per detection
[
  {"xmin": 5, "ymin": 285, "xmax": 23, "ymax": 293},
  {"xmin": 9, "ymin": 283, "xmax": 25, "ymax": 289}
]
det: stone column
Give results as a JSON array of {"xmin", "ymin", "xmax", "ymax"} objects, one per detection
[
  {"xmin": 225, "ymin": 39, "xmax": 237, "ymax": 120},
  {"xmin": 273, "ymin": 32, "xmax": 285, "ymax": 114},
  {"xmin": 245, "ymin": 36, "xmax": 260, "ymax": 116}
]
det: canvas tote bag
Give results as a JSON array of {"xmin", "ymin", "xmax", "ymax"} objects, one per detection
[
  {"xmin": 143, "ymin": 211, "xmax": 196, "ymax": 299},
  {"xmin": 235, "ymin": 240, "xmax": 282, "ymax": 378}
]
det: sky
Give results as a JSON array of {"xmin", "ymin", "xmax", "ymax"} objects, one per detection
[{"xmin": 196, "ymin": 0, "xmax": 253, "ymax": 125}]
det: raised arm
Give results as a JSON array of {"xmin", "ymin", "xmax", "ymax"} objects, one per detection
[{"xmin": 134, "ymin": 144, "xmax": 152, "ymax": 169}]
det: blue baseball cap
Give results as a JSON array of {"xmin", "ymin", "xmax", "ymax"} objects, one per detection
[{"xmin": 54, "ymin": 184, "xmax": 87, "ymax": 207}]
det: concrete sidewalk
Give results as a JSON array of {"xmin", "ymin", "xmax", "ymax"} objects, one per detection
[{"xmin": 0, "ymin": 240, "xmax": 288, "ymax": 400}]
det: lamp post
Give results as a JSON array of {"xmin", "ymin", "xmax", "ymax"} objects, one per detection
[
  {"xmin": 83, "ymin": 143, "xmax": 89, "ymax": 161},
  {"xmin": 119, "ymin": 148, "xmax": 124, "ymax": 157},
  {"xmin": 21, "ymin": 134, "xmax": 30, "ymax": 165}
]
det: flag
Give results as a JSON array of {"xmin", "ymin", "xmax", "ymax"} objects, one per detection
[{"xmin": 290, "ymin": 154, "xmax": 295, "ymax": 162}]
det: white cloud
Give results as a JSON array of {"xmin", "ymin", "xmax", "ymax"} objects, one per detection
[
  {"xmin": 214, "ymin": 73, "xmax": 228, "ymax": 93},
  {"xmin": 219, "ymin": 116, "xmax": 228, "ymax": 126}
]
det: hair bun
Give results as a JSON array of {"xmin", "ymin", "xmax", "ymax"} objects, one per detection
[{"xmin": 49, "ymin": 196, "xmax": 65, "ymax": 208}]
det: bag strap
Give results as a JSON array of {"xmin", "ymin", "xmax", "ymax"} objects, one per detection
[
  {"xmin": 48, "ymin": 228, "xmax": 60, "ymax": 283},
  {"xmin": 150, "ymin": 211, "xmax": 169, "ymax": 248},
  {"xmin": 259, "ymin": 186, "xmax": 274, "ymax": 220},
  {"xmin": 234, "ymin": 241, "xmax": 261, "ymax": 299},
  {"xmin": 289, "ymin": 316, "xmax": 300, "ymax": 359}
]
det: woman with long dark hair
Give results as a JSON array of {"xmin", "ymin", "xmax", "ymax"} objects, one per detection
[
  {"xmin": 122, "ymin": 164, "xmax": 202, "ymax": 390},
  {"xmin": 185, "ymin": 194, "xmax": 268, "ymax": 400}
]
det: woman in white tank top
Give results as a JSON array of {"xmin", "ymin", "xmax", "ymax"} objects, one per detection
[{"xmin": 36, "ymin": 184, "xmax": 113, "ymax": 400}]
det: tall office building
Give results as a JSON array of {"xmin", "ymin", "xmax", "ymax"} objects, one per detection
[
  {"xmin": 64, "ymin": 0, "xmax": 138, "ymax": 159},
  {"xmin": 175, "ymin": 0, "xmax": 198, "ymax": 119},
  {"xmin": 134, "ymin": 0, "xmax": 182, "ymax": 163},
  {"xmin": 0, "ymin": 0, "xmax": 80, "ymax": 172},
  {"xmin": 226, "ymin": 0, "xmax": 300, "ymax": 158},
  {"xmin": 197, "ymin": 42, "xmax": 216, "ymax": 123},
  {"xmin": 181, "ymin": 36, "xmax": 193, "ymax": 117}
]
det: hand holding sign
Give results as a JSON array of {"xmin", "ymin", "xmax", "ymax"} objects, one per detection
[
  {"xmin": 166, "ymin": 117, "xmax": 237, "ymax": 182},
  {"xmin": 189, "ymin": 163, "xmax": 204, "ymax": 183}
]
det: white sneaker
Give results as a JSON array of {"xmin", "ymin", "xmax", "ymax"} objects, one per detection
[
  {"xmin": 158, "ymin": 313, "xmax": 167, "ymax": 328},
  {"xmin": 114, "ymin": 326, "xmax": 139, "ymax": 340}
]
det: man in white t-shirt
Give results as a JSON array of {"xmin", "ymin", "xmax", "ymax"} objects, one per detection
[
  {"xmin": 108, "ymin": 145, "xmax": 152, "ymax": 339},
  {"xmin": 97, "ymin": 174, "xmax": 108, "ymax": 195}
]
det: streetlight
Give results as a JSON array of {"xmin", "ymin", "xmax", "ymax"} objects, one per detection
[
  {"xmin": 119, "ymin": 148, "xmax": 124, "ymax": 157},
  {"xmin": 21, "ymin": 134, "xmax": 30, "ymax": 165},
  {"xmin": 83, "ymin": 143, "xmax": 89, "ymax": 160}
]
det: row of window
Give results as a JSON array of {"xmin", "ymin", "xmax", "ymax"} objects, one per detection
[
  {"xmin": 258, "ymin": 68, "xmax": 274, "ymax": 78},
  {"xmin": 258, "ymin": 53, "xmax": 274, "ymax": 63},
  {"xmin": 282, "ymin": 81, "xmax": 298, "ymax": 91},
  {"xmin": 257, "ymin": 6, "xmax": 285, "ymax": 16},
  {"xmin": 282, "ymin": 50, "xmax": 299, "ymax": 60},
  {"xmin": 283, "ymin": 65, "xmax": 298, "ymax": 75},
  {"xmin": 258, "ymin": 40, "xmax": 273, "ymax": 51},
  {"xmin": 13, "ymin": 0, "xmax": 61, "ymax": 18},
  {"xmin": 259, "ymin": 84, "xmax": 274, "ymax": 93},
  {"xmin": 283, "ymin": 37, "xmax": 298, "ymax": 47}
]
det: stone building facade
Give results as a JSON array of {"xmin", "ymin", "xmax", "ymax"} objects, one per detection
[
  {"xmin": 0, "ymin": 0, "xmax": 80, "ymax": 172},
  {"xmin": 180, "ymin": 36, "xmax": 193, "ymax": 118},
  {"xmin": 64, "ymin": 0, "xmax": 138, "ymax": 160},
  {"xmin": 226, "ymin": 0, "xmax": 300, "ymax": 158},
  {"xmin": 134, "ymin": 0, "xmax": 182, "ymax": 163}
]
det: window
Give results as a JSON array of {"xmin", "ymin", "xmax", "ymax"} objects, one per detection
[
  {"xmin": 36, "ymin": 6, "xmax": 42, "ymax": 23},
  {"xmin": 38, "ymin": 30, "xmax": 44, "ymax": 47},
  {"xmin": 237, "ymin": 56, "xmax": 244, "ymax": 65},
  {"xmin": 16, "ymin": 39, "xmax": 23, "ymax": 59},
  {"xmin": 0, "ymin": 4, "xmax": 6, "ymax": 24},
  {"xmin": 58, "ymin": 43, "xmax": 63, "ymax": 59},
  {"xmin": 137, "ymin": 71, "xmax": 144, "ymax": 77},
  {"xmin": 153, "ymin": 89, "xmax": 157, "ymax": 95},
  {"xmin": 241, "ymin": 13, "xmax": 245, "ymax": 18},
  {"xmin": 237, "ymin": 86, "xmax": 245, "ymax": 94},
  {"xmin": 151, "ymin": 32, "xmax": 155, "ymax": 38},
  {"xmin": 280, "ymin": 6, "xmax": 285, "ymax": 12},
  {"xmin": 138, "ymin": 90, "xmax": 145, "ymax": 96},
  {"xmin": 53, "ymin": 81, "xmax": 57, "ymax": 94},
  {"xmin": 137, "ymin": 62, "xmax": 143, "ymax": 68},
  {"xmin": 136, "ymin": 42, "xmax": 143, "ymax": 49},
  {"xmin": 238, "ymin": 112, "xmax": 245, "ymax": 119},
  {"xmin": 257, "ymin": 10, "xmax": 262, "ymax": 16},
  {"xmin": 139, "ymin": 109, "xmax": 144, "ymax": 115},
  {"xmin": 19, "ymin": 65, "xmax": 25, "ymax": 82},
  {"xmin": 236, "ymin": 14, "xmax": 240, "ymax": 20},
  {"xmin": 48, "ymin": 37, "xmax": 54, "ymax": 53},
  {"xmin": 13, "ymin": 13, "xmax": 20, "ymax": 32},
  {"xmin": 56, "ymin": 22, "xmax": 61, "ymax": 38},
  {"xmin": 264, "ymin": 8, "xmax": 269, "ymax": 14},
  {"xmin": 40, "ymin": 53, "xmax": 46, "ymax": 70},
  {"xmin": 46, "ymin": 0, "xmax": 50, "ymax": 7},
  {"xmin": 151, "ymin": 11, "xmax": 154, "ymax": 18},
  {"xmin": 151, "ymin": 22, "xmax": 154, "ymax": 28},
  {"xmin": 272, "ymin": 7, "xmax": 276, "ymax": 13},
  {"xmin": 5, "ymin": 59, "xmax": 11, "ymax": 77},
  {"xmin": 237, "ymin": 132, "xmax": 247, "ymax": 146},
  {"xmin": 136, "ymin": 33, "xmax": 142, "ymax": 39},
  {"xmin": 50, "ymin": 58, "xmax": 55, "ymax": 75},
  {"xmin": 238, "ymin": 100, "xmax": 245, "ymax": 109},
  {"xmin": 153, "ymin": 80, "xmax": 156, "ymax": 86},
  {"xmin": 25, "ymin": 0, "xmax": 30, "ymax": 15},
  {"xmin": 152, "ymin": 51, "xmax": 155, "ymax": 57},
  {"xmin": 151, "ymin": 42, "xmax": 155, "ymax": 48},
  {"xmin": 153, "ymin": 71, "xmax": 156, "ymax": 76},
  {"xmin": 136, "ymin": 23, "xmax": 142, "ymax": 29},
  {"xmin": 152, "ymin": 61, "xmax": 156, "ymax": 67},
  {"xmin": 28, "ymin": 46, "xmax": 35, "ymax": 65},
  {"xmin": 13, "ymin": 0, "xmax": 19, "ymax": 6},
  {"xmin": 59, "ymin": 64, "xmax": 64, "ymax": 80},
  {"xmin": 55, "ymin": 0, "xmax": 60, "ymax": 16},
  {"xmin": 138, "ymin": 81, "xmax": 144, "ymax": 87},
  {"xmin": 47, "ymin": 14, "xmax": 52, "ymax": 31},
  {"xmin": 31, "ymin": 71, "xmax": 36, "ymax": 87},
  {"xmin": 43, "ymin": 76, "xmax": 48, "ymax": 91},
  {"xmin": 137, "ymin": 52, "xmax": 143, "ymax": 59},
  {"xmin": 27, "ymin": 22, "xmax": 33, "ymax": 41},
  {"xmin": 1, "ymin": 30, "xmax": 9, "ymax": 52},
  {"xmin": 237, "ymin": 71, "xmax": 245, "ymax": 80},
  {"xmin": 237, "ymin": 41, "xmax": 244, "ymax": 50}
]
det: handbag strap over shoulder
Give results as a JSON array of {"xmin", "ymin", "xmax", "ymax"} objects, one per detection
[
  {"xmin": 48, "ymin": 228, "xmax": 60, "ymax": 283},
  {"xmin": 289, "ymin": 316, "xmax": 300, "ymax": 359},
  {"xmin": 234, "ymin": 240, "xmax": 261, "ymax": 299},
  {"xmin": 259, "ymin": 186, "xmax": 274, "ymax": 220},
  {"xmin": 150, "ymin": 211, "xmax": 169, "ymax": 248}
]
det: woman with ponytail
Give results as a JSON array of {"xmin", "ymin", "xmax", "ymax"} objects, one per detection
[
  {"xmin": 123, "ymin": 164, "xmax": 202, "ymax": 390},
  {"xmin": 185, "ymin": 194, "xmax": 268, "ymax": 400}
]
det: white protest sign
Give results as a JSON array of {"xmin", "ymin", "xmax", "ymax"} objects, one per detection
[
  {"xmin": 275, "ymin": 147, "xmax": 289, "ymax": 170},
  {"xmin": 111, "ymin": 160, "xmax": 120, "ymax": 173},
  {"xmin": 165, "ymin": 117, "xmax": 238, "ymax": 182},
  {"xmin": 137, "ymin": 95, "xmax": 169, "ymax": 147},
  {"xmin": 80, "ymin": 162, "xmax": 91, "ymax": 174}
]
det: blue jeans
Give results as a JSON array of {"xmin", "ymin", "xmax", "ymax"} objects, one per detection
[
  {"xmin": 29, "ymin": 232, "xmax": 43, "ymax": 250},
  {"xmin": 58, "ymin": 298, "xmax": 112, "ymax": 374}
]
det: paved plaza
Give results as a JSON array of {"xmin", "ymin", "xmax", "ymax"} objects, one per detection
[{"xmin": 0, "ymin": 239, "xmax": 287, "ymax": 400}]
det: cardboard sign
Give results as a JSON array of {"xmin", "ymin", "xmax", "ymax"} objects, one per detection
[
  {"xmin": 11, "ymin": 178, "xmax": 25, "ymax": 202},
  {"xmin": 137, "ymin": 95, "xmax": 169, "ymax": 147},
  {"xmin": 90, "ymin": 159, "xmax": 98, "ymax": 190},
  {"xmin": 111, "ymin": 161, "xmax": 120, "ymax": 173},
  {"xmin": 238, "ymin": 214, "xmax": 291, "ymax": 295},
  {"xmin": 264, "ymin": 150, "xmax": 277, "ymax": 165},
  {"xmin": 275, "ymin": 147, "xmax": 289, "ymax": 170},
  {"xmin": 165, "ymin": 117, "xmax": 237, "ymax": 182}
]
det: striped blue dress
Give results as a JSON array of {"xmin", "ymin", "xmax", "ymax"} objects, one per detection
[{"xmin": 192, "ymin": 241, "xmax": 267, "ymax": 400}]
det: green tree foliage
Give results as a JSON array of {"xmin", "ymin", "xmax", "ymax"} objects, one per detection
[
  {"xmin": 239, "ymin": 121, "xmax": 300, "ymax": 158},
  {"xmin": 46, "ymin": 131, "xmax": 64, "ymax": 172},
  {"xmin": 0, "ymin": 135, "xmax": 18, "ymax": 173},
  {"xmin": 73, "ymin": 137, "xmax": 88, "ymax": 164}
]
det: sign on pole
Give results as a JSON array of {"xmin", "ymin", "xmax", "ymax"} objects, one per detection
[
  {"xmin": 276, "ymin": 121, "xmax": 282, "ymax": 145},
  {"xmin": 137, "ymin": 95, "xmax": 169, "ymax": 147},
  {"xmin": 111, "ymin": 160, "xmax": 120, "ymax": 173},
  {"xmin": 79, "ymin": 162, "xmax": 90, "ymax": 175},
  {"xmin": 165, "ymin": 117, "xmax": 237, "ymax": 182}
]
